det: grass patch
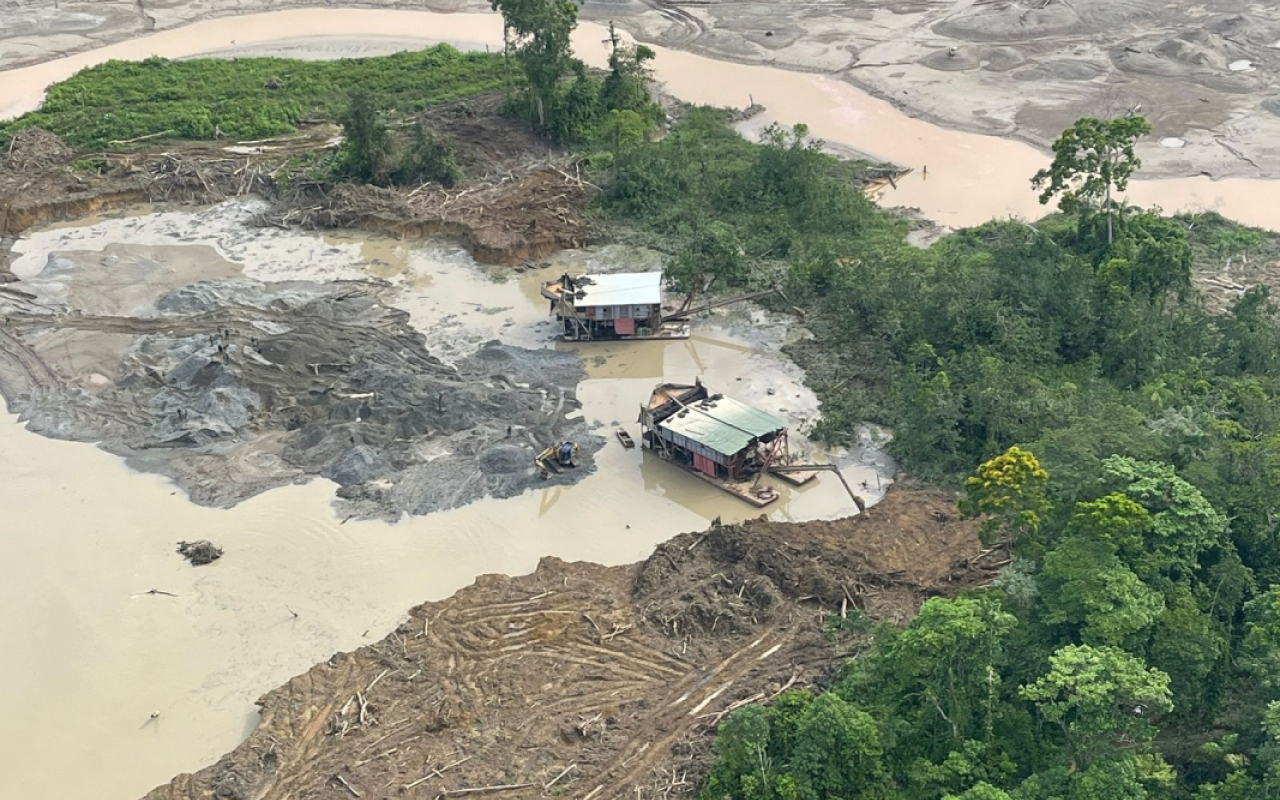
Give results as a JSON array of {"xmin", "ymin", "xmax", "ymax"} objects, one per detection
[{"xmin": 0, "ymin": 44, "xmax": 512, "ymax": 150}]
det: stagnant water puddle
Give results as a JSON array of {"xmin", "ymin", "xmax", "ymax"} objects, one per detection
[{"xmin": 0, "ymin": 203, "xmax": 890, "ymax": 800}]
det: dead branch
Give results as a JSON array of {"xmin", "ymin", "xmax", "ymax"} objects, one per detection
[
  {"xmin": 108, "ymin": 130, "xmax": 174, "ymax": 145},
  {"xmin": 602, "ymin": 623, "xmax": 633, "ymax": 642},
  {"xmin": 582, "ymin": 613, "xmax": 603, "ymax": 642},
  {"xmin": 543, "ymin": 763, "xmax": 577, "ymax": 791},
  {"xmin": 333, "ymin": 773, "xmax": 361, "ymax": 797},
  {"xmin": 404, "ymin": 755, "xmax": 473, "ymax": 790},
  {"xmin": 440, "ymin": 783, "xmax": 534, "ymax": 797},
  {"xmin": 356, "ymin": 692, "xmax": 370, "ymax": 726},
  {"xmin": 366, "ymin": 668, "xmax": 392, "ymax": 694}
]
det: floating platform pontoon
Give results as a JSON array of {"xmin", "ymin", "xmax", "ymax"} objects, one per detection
[{"xmin": 687, "ymin": 469, "xmax": 780, "ymax": 507}]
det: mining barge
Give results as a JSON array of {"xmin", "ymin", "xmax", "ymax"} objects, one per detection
[{"xmin": 637, "ymin": 379, "xmax": 817, "ymax": 506}]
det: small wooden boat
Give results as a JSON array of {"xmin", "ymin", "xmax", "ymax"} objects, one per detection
[{"xmin": 615, "ymin": 428, "xmax": 636, "ymax": 449}]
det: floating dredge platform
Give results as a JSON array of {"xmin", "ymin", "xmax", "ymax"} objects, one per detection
[{"xmin": 637, "ymin": 379, "xmax": 816, "ymax": 507}]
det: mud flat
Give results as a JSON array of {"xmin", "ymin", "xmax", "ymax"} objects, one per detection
[
  {"xmin": 145, "ymin": 485, "xmax": 996, "ymax": 800},
  {"xmin": 1, "ymin": 201, "xmax": 597, "ymax": 520},
  {"xmin": 5, "ymin": 9, "xmax": 1280, "ymax": 231}
]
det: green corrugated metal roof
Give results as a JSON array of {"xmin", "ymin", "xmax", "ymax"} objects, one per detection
[{"xmin": 658, "ymin": 395, "xmax": 786, "ymax": 455}]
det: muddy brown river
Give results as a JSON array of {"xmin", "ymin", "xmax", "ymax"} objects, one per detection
[{"xmin": 0, "ymin": 10, "xmax": 1275, "ymax": 800}]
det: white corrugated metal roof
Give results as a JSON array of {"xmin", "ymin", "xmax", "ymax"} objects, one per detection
[{"xmin": 574, "ymin": 272, "xmax": 662, "ymax": 307}]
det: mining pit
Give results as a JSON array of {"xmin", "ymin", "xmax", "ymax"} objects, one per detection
[
  {"xmin": 1, "ymin": 207, "xmax": 598, "ymax": 521},
  {"xmin": 0, "ymin": 195, "xmax": 891, "ymax": 800},
  {"xmin": 5, "ymin": 7, "xmax": 1279, "ymax": 800}
]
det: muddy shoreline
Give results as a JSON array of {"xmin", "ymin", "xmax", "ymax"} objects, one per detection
[
  {"xmin": 144, "ymin": 485, "xmax": 993, "ymax": 800},
  {"xmin": 4, "ymin": 1, "xmax": 1280, "ymax": 182}
]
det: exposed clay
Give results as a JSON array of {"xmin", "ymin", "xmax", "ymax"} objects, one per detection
[{"xmin": 145, "ymin": 485, "xmax": 996, "ymax": 800}]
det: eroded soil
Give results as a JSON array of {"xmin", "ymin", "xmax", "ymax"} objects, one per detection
[{"xmin": 145, "ymin": 484, "xmax": 998, "ymax": 800}]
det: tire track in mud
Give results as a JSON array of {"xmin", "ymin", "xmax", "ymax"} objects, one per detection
[
  {"xmin": 0, "ymin": 326, "xmax": 59, "ymax": 396},
  {"xmin": 639, "ymin": 0, "xmax": 708, "ymax": 44}
]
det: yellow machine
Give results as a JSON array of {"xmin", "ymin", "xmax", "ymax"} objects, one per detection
[{"xmin": 535, "ymin": 441, "xmax": 579, "ymax": 479}]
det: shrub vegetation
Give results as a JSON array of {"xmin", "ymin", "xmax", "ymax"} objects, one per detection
[{"xmin": 0, "ymin": 45, "xmax": 509, "ymax": 149}]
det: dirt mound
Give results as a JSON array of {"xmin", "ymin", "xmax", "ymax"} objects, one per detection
[
  {"xmin": 3, "ymin": 128, "xmax": 73, "ymax": 172},
  {"xmin": 635, "ymin": 486, "xmax": 995, "ymax": 637},
  {"xmin": 263, "ymin": 165, "xmax": 591, "ymax": 266},
  {"xmin": 176, "ymin": 540, "xmax": 223, "ymax": 566},
  {"xmin": 144, "ymin": 484, "xmax": 993, "ymax": 800}
]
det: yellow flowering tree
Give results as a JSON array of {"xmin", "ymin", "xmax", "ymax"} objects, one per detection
[{"xmin": 959, "ymin": 446, "xmax": 1050, "ymax": 545}]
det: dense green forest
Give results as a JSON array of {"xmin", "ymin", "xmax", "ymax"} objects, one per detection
[
  {"xmin": 569, "ymin": 20, "xmax": 1280, "ymax": 800},
  {"xmin": 9, "ymin": 3, "xmax": 1280, "ymax": 794}
]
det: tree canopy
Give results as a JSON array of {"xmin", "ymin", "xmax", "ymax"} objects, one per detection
[
  {"xmin": 1032, "ymin": 115, "xmax": 1152, "ymax": 244},
  {"xmin": 644, "ymin": 111, "xmax": 1280, "ymax": 800}
]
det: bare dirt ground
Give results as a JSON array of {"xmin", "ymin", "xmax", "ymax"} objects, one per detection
[
  {"xmin": 3, "ymin": 0, "xmax": 1279, "ymax": 180},
  {"xmin": 144, "ymin": 484, "xmax": 1001, "ymax": 800}
]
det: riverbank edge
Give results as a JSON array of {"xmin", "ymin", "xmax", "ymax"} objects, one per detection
[{"xmin": 0, "ymin": 1, "xmax": 1263, "ymax": 183}]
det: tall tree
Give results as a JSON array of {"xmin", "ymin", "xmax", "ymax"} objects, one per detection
[
  {"xmin": 336, "ymin": 91, "xmax": 392, "ymax": 183},
  {"xmin": 601, "ymin": 22, "xmax": 657, "ymax": 115},
  {"xmin": 1032, "ymin": 115, "xmax": 1152, "ymax": 245},
  {"xmin": 489, "ymin": 0, "xmax": 580, "ymax": 127},
  {"xmin": 959, "ymin": 445, "xmax": 1051, "ymax": 545}
]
